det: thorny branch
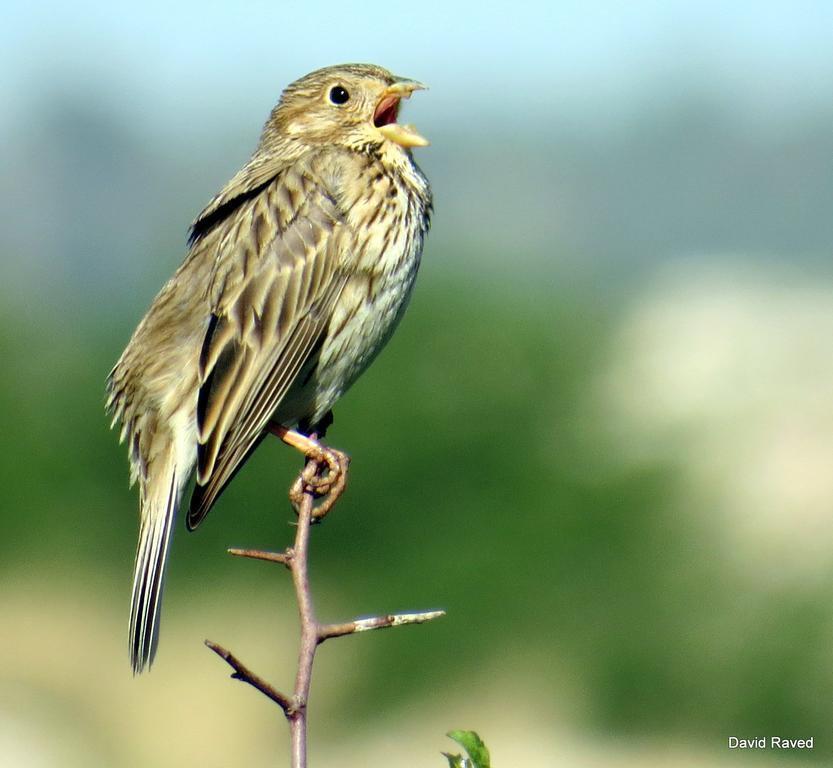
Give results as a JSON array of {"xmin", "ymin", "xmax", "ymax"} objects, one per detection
[{"xmin": 206, "ymin": 454, "xmax": 445, "ymax": 768}]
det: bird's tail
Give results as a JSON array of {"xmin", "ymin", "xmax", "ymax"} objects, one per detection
[{"xmin": 129, "ymin": 461, "xmax": 180, "ymax": 674}]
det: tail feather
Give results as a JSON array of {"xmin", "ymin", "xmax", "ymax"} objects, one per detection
[{"xmin": 129, "ymin": 467, "xmax": 179, "ymax": 674}]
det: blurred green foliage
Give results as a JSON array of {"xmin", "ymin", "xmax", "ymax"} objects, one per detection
[
  {"xmin": 4, "ymin": 63, "xmax": 833, "ymax": 764},
  {"xmin": 2, "ymin": 252, "xmax": 831, "ymax": 761}
]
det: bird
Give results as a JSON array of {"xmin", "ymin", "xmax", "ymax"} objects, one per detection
[{"xmin": 106, "ymin": 63, "xmax": 432, "ymax": 674}]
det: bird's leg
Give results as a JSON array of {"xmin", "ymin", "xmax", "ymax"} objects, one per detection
[{"xmin": 268, "ymin": 422, "xmax": 349, "ymax": 519}]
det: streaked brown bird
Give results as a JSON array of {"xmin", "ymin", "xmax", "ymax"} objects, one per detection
[{"xmin": 106, "ymin": 63, "xmax": 432, "ymax": 674}]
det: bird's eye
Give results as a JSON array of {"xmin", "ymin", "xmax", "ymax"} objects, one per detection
[{"xmin": 328, "ymin": 85, "xmax": 350, "ymax": 105}]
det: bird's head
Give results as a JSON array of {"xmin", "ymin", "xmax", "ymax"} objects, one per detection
[{"xmin": 264, "ymin": 63, "xmax": 429, "ymax": 154}]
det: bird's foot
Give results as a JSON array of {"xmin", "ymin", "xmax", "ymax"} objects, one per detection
[
  {"xmin": 269, "ymin": 424, "xmax": 350, "ymax": 520},
  {"xmin": 291, "ymin": 447, "xmax": 349, "ymax": 519}
]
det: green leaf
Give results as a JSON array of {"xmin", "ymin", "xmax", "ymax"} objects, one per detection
[
  {"xmin": 445, "ymin": 730, "xmax": 491, "ymax": 768},
  {"xmin": 442, "ymin": 751, "xmax": 467, "ymax": 768}
]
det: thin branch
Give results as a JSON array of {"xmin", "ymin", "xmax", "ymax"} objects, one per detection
[
  {"xmin": 204, "ymin": 639, "xmax": 294, "ymax": 714},
  {"xmin": 319, "ymin": 610, "xmax": 446, "ymax": 641},
  {"xmin": 206, "ymin": 447, "xmax": 444, "ymax": 768},
  {"xmin": 227, "ymin": 547, "xmax": 292, "ymax": 567},
  {"xmin": 207, "ymin": 457, "xmax": 321, "ymax": 768},
  {"xmin": 287, "ymin": 471, "xmax": 317, "ymax": 768}
]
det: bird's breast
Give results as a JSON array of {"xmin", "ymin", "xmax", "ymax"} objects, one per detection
[{"xmin": 304, "ymin": 181, "xmax": 428, "ymax": 423}]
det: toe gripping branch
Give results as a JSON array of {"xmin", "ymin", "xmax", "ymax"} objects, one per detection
[{"xmin": 269, "ymin": 423, "xmax": 350, "ymax": 519}]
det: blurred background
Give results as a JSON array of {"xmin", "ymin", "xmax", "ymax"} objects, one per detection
[{"xmin": 2, "ymin": 1, "xmax": 833, "ymax": 765}]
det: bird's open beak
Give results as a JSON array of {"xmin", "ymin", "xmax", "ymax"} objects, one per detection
[{"xmin": 374, "ymin": 80, "xmax": 429, "ymax": 148}]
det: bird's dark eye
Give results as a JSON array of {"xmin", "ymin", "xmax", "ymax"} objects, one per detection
[{"xmin": 329, "ymin": 85, "xmax": 350, "ymax": 105}]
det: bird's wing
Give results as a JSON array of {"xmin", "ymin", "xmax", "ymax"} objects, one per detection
[
  {"xmin": 187, "ymin": 163, "xmax": 348, "ymax": 529},
  {"xmin": 188, "ymin": 152, "xmax": 289, "ymax": 246}
]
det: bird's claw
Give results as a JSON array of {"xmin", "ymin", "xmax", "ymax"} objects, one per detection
[{"xmin": 289, "ymin": 445, "xmax": 350, "ymax": 520}]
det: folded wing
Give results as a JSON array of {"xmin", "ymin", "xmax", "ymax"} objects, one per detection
[{"xmin": 187, "ymin": 164, "xmax": 347, "ymax": 529}]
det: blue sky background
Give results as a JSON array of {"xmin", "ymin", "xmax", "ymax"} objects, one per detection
[
  {"xmin": 2, "ymin": 2, "xmax": 832, "ymax": 301},
  {"xmin": 4, "ymin": 1, "xmax": 833, "ymax": 138}
]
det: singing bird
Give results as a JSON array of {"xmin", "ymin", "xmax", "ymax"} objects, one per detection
[{"xmin": 106, "ymin": 63, "xmax": 432, "ymax": 673}]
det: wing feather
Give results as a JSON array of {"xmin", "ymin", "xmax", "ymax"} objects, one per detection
[{"xmin": 187, "ymin": 163, "xmax": 346, "ymax": 529}]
